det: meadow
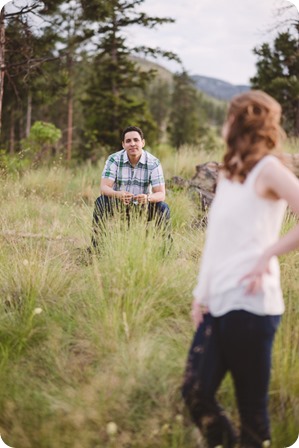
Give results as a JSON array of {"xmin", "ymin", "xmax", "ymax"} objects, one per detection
[{"xmin": 0, "ymin": 143, "xmax": 298, "ymax": 448}]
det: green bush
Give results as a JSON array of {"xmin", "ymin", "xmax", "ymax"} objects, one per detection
[{"xmin": 26, "ymin": 121, "xmax": 62, "ymax": 150}]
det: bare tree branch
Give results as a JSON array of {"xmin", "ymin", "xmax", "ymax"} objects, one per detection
[
  {"xmin": 4, "ymin": 2, "xmax": 41, "ymax": 19},
  {"xmin": 3, "ymin": 56, "xmax": 60, "ymax": 71}
]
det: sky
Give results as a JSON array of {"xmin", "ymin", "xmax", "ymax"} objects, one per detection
[
  {"xmin": 127, "ymin": 0, "xmax": 299, "ymax": 85},
  {"xmin": 1, "ymin": 0, "xmax": 298, "ymax": 85}
]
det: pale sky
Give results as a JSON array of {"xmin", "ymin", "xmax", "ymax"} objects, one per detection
[
  {"xmin": 127, "ymin": 0, "xmax": 299, "ymax": 85},
  {"xmin": 2, "ymin": 0, "xmax": 298, "ymax": 85}
]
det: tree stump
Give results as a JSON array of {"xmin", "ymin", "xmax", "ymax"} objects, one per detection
[
  {"xmin": 284, "ymin": 153, "xmax": 299, "ymax": 177},
  {"xmin": 168, "ymin": 161, "xmax": 220, "ymax": 211},
  {"xmin": 191, "ymin": 161, "xmax": 220, "ymax": 193},
  {"xmin": 168, "ymin": 153, "xmax": 299, "ymax": 214}
]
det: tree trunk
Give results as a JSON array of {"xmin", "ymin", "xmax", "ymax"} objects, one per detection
[
  {"xmin": 66, "ymin": 82, "xmax": 73, "ymax": 163},
  {"xmin": 0, "ymin": 7, "xmax": 5, "ymax": 134},
  {"xmin": 295, "ymin": 99, "xmax": 299, "ymax": 137},
  {"xmin": 66, "ymin": 54, "xmax": 73, "ymax": 164},
  {"xmin": 111, "ymin": 14, "xmax": 119, "ymax": 133},
  {"xmin": 26, "ymin": 91, "xmax": 32, "ymax": 137},
  {"xmin": 9, "ymin": 107, "xmax": 15, "ymax": 154}
]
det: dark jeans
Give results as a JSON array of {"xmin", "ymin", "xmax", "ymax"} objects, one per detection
[
  {"xmin": 91, "ymin": 195, "xmax": 171, "ymax": 247},
  {"xmin": 182, "ymin": 311, "xmax": 281, "ymax": 448}
]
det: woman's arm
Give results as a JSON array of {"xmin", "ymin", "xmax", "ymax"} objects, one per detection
[{"xmin": 242, "ymin": 158, "xmax": 299, "ymax": 293}]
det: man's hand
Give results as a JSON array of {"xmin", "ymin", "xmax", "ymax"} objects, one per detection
[
  {"xmin": 134, "ymin": 194, "xmax": 149, "ymax": 204},
  {"xmin": 118, "ymin": 191, "xmax": 134, "ymax": 205},
  {"xmin": 191, "ymin": 301, "xmax": 209, "ymax": 329}
]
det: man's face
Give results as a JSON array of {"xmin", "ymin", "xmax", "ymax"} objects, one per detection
[{"xmin": 122, "ymin": 131, "xmax": 145, "ymax": 161}]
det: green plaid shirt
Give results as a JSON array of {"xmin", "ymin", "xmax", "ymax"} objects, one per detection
[{"xmin": 102, "ymin": 149, "xmax": 165, "ymax": 195}]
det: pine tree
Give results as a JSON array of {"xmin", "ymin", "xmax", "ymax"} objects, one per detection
[
  {"xmin": 145, "ymin": 80, "xmax": 172, "ymax": 142},
  {"xmin": 251, "ymin": 22, "xmax": 299, "ymax": 135},
  {"xmin": 2, "ymin": 12, "xmax": 58, "ymax": 151},
  {"xmin": 168, "ymin": 71, "xmax": 202, "ymax": 149},
  {"xmin": 1, "ymin": 1, "xmax": 69, "ymax": 152},
  {"xmin": 0, "ymin": 2, "xmax": 44, "ymax": 135},
  {"xmin": 82, "ymin": 0, "xmax": 179, "ymax": 152},
  {"xmin": 39, "ymin": 0, "xmax": 96, "ymax": 162}
]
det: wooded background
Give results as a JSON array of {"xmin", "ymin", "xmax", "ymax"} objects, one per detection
[{"xmin": 0, "ymin": 0, "xmax": 298, "ymax": 168}]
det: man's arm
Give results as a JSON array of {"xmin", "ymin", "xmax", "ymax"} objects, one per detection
[
  {"xmin": 134, "ymin": 161, "xmax": 166, "ymax": 204},
  {"xmin": 149, "ymin": 184, "xmax": 165, "ymax": 202},
  {"xmin": 101, "ymin": 178, "xmax": 133, "ymax": 204},
  {"xmin": 134, "ymin": 185, "xmax": 165, "ymax": 204}
]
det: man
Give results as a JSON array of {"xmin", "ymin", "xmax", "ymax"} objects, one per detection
[{"xmin": 92, "ymin": 126, "xmax": 170, "ymax": 247}]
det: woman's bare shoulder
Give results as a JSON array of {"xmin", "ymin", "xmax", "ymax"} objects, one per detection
[{"xmin": 256, "ymin": 155, "xmax": 299, "ymax": 209}]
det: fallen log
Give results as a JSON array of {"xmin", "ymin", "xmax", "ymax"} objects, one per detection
[{"xmin": 0, "ymin": 230, "xmax": 79, "ymax": 243}]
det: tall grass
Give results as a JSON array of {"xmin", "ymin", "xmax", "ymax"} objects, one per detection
[
  {"xmin": 162, "ymin": 144, "xmax": 224, "ymax": 180},
  {"xmin": 0, "ymin": 143, "xmax": 298, "ymax": 447}
]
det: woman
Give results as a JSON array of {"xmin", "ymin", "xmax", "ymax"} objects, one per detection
[{"xmin": 182, "ymin": 90, "xmax": 299, "ymax": 448}]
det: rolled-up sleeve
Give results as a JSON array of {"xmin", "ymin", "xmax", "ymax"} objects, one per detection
[
  {"xmin": 102, "ymin": 156, "xmax": 117, "ymax": 181},
  {"xmin": 151, "ymin": 162, "xmax": 164, "ymax": 187}
]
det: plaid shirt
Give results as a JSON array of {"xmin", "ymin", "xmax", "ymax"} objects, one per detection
[{"xmin": 102, "ymin": 149, "xmax": 165, "ymax": 195}]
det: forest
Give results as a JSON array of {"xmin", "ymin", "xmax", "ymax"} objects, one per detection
[
  {"xmin": 1, "ymin": 0, "xmax": 298, "ymax": 169},
  {"xmin": 0, "ymin": 0, "xmax": 228, "ymax": 168}
]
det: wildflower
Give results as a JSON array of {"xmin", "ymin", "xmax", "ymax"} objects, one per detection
[
  {"xmin": 33, "ymin": 308, "xmax": 43, "ymax": 315},
  {"xmin": 262, "ymin": 442, "xmax": 271, "ymax": 448},
  {"xmin": 175, "ymin": 414, "xmax": 183, "ymax": 424},
  {"xmin": 161, "ymin": 423, "xmax": 170, "ymax": 434},
  {"xmin": 23, "ymin": 259, "xmax": 29, "ymax": 266},
  {"xmin": 106, "ymin": 421, "xmax": 118, "ymax": 436}
]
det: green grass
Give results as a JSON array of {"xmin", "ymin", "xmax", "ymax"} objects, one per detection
[{"xmin": 0, "ymin": 144, "xmax": 298, "ymax": 447}]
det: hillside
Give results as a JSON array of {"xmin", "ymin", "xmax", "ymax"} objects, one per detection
[
  {"xmin": 191, "ymin": 75, "xmax": 250, "ymax": 101},
  {"xmin": 131, "ymin": 56, "xmax": 174, "ymax": 85},
  {"xmin": 132, "ymin": 56, "xmax": 250, "ymax": 101}
]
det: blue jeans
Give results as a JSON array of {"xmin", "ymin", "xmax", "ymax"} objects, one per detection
[
  {"xmin": 182, "ymin": 311, "xmax": 281, "ymax": 448},
  {"xmin": 92, "ymin": 195, "xmax": 171, "ymax": 247}
]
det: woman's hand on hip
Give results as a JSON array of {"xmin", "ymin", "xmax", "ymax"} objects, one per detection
[
  {"xmin": 191, "ymin": 300, "xmax": 209, "ymax": 329},
  {"xmin": 240, "ymin": 252, "xmax": 271, "ymax": 294}
]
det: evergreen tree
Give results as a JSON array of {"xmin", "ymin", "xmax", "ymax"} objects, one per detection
[
  {"xmin": 82, "ymin": 0, "xmax": 179, "ymax": 152},
  {"xmin": 39, "ymin": 0, "xmax": 96, "ymax": 162},
  {"xmin": 145, "ymin": 79, "xmax": 171, "ymax": 142},
  {"xmin": 1, "ymin": 0, "xmax": 71, "ymax": 153},
  {"xmin": 168, "ymin": 71, "xmax": 202, "ymax": 149},
  {"xmin": 0, "ymin": 2, "xmax": 43, "ymax": 133},
  {"xmin": 251, "ymin": 22, "xmax": 299, "ymax": 135},
  {"xmin": 2, "ymin": 0, "xmax": 102, "ymax": 161},
  {"xmin": 2, "ymin": 11, "xmax": 59, "ymax": 151}
]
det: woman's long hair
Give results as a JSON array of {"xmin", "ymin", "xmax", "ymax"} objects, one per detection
[{"xmin": 223, "ymin": 90, "xmax": 285, "ymax": 182}]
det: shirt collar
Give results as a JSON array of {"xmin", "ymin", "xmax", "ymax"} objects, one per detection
[{"xmin": 123, "ymin": 149, "xmax": 146, "ymax": 165}]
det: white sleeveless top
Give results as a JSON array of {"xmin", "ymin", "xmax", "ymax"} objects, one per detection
[{"xmin": 193, "ymin": 155, "xmax": 287, "ymax": 316}]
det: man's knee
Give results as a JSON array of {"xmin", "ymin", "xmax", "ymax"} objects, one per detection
[
  {"xmin": 149, "ymin": 201, "xmax": 170, "ymax": 222},
  {"xmin": 94, "ymin": 195, "xmax": 114, "ymax": 218},
  {"xmin": 156, "ymin": 201, "xmax": 170, "ymax": 218}
]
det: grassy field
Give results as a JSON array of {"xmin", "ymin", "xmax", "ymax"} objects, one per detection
[{"xmin": 0, "ymin": 144, "xmax": 298, "ymax": 448}]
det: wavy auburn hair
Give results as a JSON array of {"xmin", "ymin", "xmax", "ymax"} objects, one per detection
[{"xmin": 223, "ymin": 90, "xmax": 285, "ymax": 182}]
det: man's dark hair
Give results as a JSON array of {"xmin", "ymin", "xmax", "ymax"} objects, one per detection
[{"xmin": 122, "ymin": 126, "xmax": 144, "ymax": 141}]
